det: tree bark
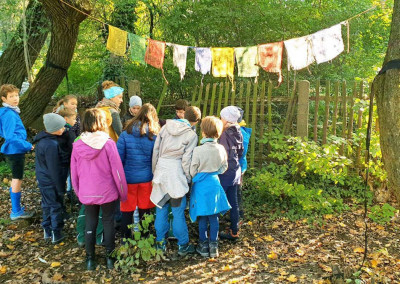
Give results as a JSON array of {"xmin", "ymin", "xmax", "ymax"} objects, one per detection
[
  {"xmin": 0, "ymin": 0, "xmax": 49, "ymax": 87},
  {"xmin": 373, "ymin": 0, "xmax": 400, "ymax": 202},
  {"xmin": 19, "ymin": 0, "xmax": 91, "ymax": 126}
]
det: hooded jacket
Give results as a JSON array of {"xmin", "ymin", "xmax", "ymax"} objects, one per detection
[
  {"xmin": 218, "ymin": 124, "xmax": 244, "ymax": 186},
  {"xmin": 34, "ymin": 131, "xmax": 68, "ymax": 192},
  {"xmin": 71, "ymin": 131, "xmax": 128, "ymax": 205}
]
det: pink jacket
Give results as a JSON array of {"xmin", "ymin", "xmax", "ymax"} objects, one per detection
[{"xmin": 71, "ymin": 131, "xmax": 127, "ymax": 205}]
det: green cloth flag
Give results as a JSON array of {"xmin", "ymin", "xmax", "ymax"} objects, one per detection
[
  {"xmin": 234, "ymin": 46, "xmax": 259, "ymax": 77},
  {"xmin": 129, "ymin": 33, "xmax": 146, "ymax": 65}
]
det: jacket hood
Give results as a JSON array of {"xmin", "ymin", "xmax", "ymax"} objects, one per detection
[
  {"xmin": 73, "ymin": 131, "xmax": 110, "ymax": 161},
  {"xmin": 130, "ymin": 123, "xmax": 149, "ymax": 138},
  {"xmin": 164, "ymin": 119, "xmax": 193, "ymax": 136},
  {"xmin": 33, "ymin": 131, "xmax": 57, "ymax": 144},
  {"xmin": 224, "ymin": 124, "xmax": 243, "ymax": 144}
]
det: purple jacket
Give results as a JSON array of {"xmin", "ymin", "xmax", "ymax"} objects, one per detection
[
  {"xmin": 71, "ymin": 135, "xmax": 128, "ymax": 205},
  {"xmin": 218, "ymin": 124, "xmax": 244, "ymax": 186}
]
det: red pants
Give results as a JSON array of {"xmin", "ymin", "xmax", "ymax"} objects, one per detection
[{"xmin": 120, "ymin": 182, "xmax": 154, "ymax": 212}]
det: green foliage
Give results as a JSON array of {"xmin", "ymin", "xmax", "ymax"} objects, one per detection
[
  {"xmin": 0, "ymin": 161, "xmax": 11, "ymax": 175},
  {"xmin": 113, "ymin": 214, "xmax": 162, "ymax": 273},
  {"xmin": 368, "ymin": 203, "xmax": 397, "ymax": 224}
]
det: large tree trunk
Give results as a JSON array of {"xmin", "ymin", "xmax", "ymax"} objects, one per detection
[
  {"xmin": 373, "ymin": 0, "xmax": 400, "ymax": 202},
  {"xmin": 19, "ymin": 0, "xmax": 91, "ymax": 126},
  {"xmin": 0, "ymin": 0, "xmax": 49, "ymax": 87}
]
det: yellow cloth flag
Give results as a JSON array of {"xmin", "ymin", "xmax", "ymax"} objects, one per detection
[
  {"xmin": 211, "ymin": 48, "xmax": 234, "ymax": 79},
  {"xmin": 106, "ymin": 26, "xmax": 127, "ymax": 57}
]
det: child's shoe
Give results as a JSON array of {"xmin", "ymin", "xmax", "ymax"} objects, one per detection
[
  {"xmin": 44, "ymin": 228, "xmax": 51, "ymax": 241},
  {"xmin": 178, "ymin": 243, "xmax": 195, "ymax": 256},
  {"xmin": 219, "ymin": 229, "xmax": 239, "ymax": 241},
  {"xmin": 86, "ymin": 255, "xmax": 96, "ymax": 271},
  {"xmin": 155, "ymin": 240, "xmax": 166, "ymax": 253},
  {"xmin": 51, "ymin": 230, "xmax": 65, "ymax": 244},
  {"xmin": 209, "ymin": 241, "xmax": 219, "ymax": 258},
  {"xmin": 106, "ymin": 255, "xmax": 115, "ymax": 269},
  {"xmin": 10, "ymin": 207, "xmax": 34, "ymax": 221},
  {"xmin": 196, "ymin": 240, "xmax": 209, "ymax": 257}
]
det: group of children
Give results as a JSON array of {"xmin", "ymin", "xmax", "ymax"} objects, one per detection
[{"xmin": 0, "ymin": 81, "xmax": 251, "ymax": 271}]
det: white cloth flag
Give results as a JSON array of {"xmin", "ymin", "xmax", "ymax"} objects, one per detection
[
  {"xmin": 284, "ymin": 35, "xmax": 315, "ymax": 70},
  {"xmin": 171, "ymin": 44, "xmax": 188, "ymax": 80},
  {"xmin": 311, "ymin": 24, "xmax": 344, "ymax": 64},
  {"xmin": 195, "ymin": 47, "xmax": 212, "ymax": 75}
]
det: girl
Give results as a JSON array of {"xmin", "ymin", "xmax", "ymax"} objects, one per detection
[
  {"xmin": 71, "ymin": 109, "xmax": 127, "ymax": 270},
  {"xmin": 189, "ymin": 116, "xmax": 230, "ymax": 258},
  {"xmin": 117, "ymin": 103, "xmax": 159, "ymax": 240},
  {"xmin": 53, "ymin": 95, "xmax": 81, "ymax": 137},
  {"xmin": 96, "ymin": 80, "xmax": 124, "ymax": 142}
]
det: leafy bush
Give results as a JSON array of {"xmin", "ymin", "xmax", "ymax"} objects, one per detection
[{"xmin": 368, "ymin": 203, "xmax": 397, "ymax": 224}]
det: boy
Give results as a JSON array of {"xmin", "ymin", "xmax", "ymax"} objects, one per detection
[
  {"xmin": 151, "ymin": 106, "xmax": 201, "ymax": 255},
  {"xmin": 0, "ymin": 84, "xmax": 34, "ymax": 220},
  {"xmin": 34, "ymin": 113, "xmax": 69, "ymax": 244},
  {"xmin": 218, "ymin": 106, "xmax": 244, "ymax": 241},
  {"xmin": 122, "ymin": 96, "xmax": 142, "ymax": 126},
  {"xmin": 174, "ymin": 99, "xmax": 189, "ymax": 119}
]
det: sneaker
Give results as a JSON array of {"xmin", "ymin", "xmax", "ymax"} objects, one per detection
[
  {"xmin": 44, "ymin": 228, "xmax": 51, "ymax": 241},
  {"xmin": 209, "ymin": 241, "xmax": 219, "ymax": 258},
  {"xmin": 178, "ymin": 243, "xmax": 195, "ymax": 256},
  {"xmin": 10, "ymin": 207, "xmax": 34, "ymax": 221},
  {"xmin": 219, "ymin": 229, "xmax": 239, "ymax": 241},
  {"xmin": 155, "ymin": 240, "xmax": 166, "ymax": 253},
  {"xmin": 52, "ymin": 231, "xmax": 65, "ymax": 244},
  {"xmin": 196, "ymin": 241, "xmax": 209, "ymax": 257}
]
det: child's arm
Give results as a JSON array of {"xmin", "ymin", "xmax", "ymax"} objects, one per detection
[
  {"xmin": 111, "ymin": 111, "xmax": 123, "ymax": 136},
  {"xmin": 45, "ymin": 143, "xmax": 66, "ymax": 193},
  {"xmin": 70, "ymin": 149, "xmax": 79, "ymax": 196},
  {"xmin": 182, "ymin": 135, "xmax": 198, "ymax": 183},
  {"xmin": 152, "ymin": 129, "xmax": 163, "ymax": 173},
  {"xmin": 116, "ymin": 133, "xmax": 126, "ymax": 165},
  {"xmin": 1, "ymin": 115, "xmax": 32, "ymax": 152},
  {"xmin": 106, "ymin": 141, "xmax": 128, "ymax": 202},
  {"xmin": 218, "ymin": 147, "xmax": 229, "ymax": 174},
  {"xmin": 189, "ymin": 148, "xmax": 200, "ymax": 178}
]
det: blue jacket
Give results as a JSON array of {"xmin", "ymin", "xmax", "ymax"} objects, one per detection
[
  {"xmin": 33, "ymin": 131, "xmax": 68, "ymax": 192},
  {"xmin": 117, "ymin": 125, "xmax": 156, "ymax": 184},
  {"xmin": 0, "ymin": 107, "xmax": 32, "ymax": 155},
  {"xmin": 239, "ymin": 126, "xmax": 252, "ymax": 173}
]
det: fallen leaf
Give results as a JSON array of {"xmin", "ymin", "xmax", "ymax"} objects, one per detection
[
  {"xmin": 9, "ymin": 234, "xmax": 22, "ymax": 242},
  {"xmin": 229, "ymin": 280, "xmax": 239, "ymax": 284},
  {"xmin": 263, "ymin": 235, "xmax": 274, "ymax": 242},
  {"xmin": 287, "ymin": 274, "xmax": 298, "ymax": 282},
  {"xmin": 249, "ymin": 264, "xmax": 258, "ymax": 269},
  {"xmin": 353, "ymin": 247, "xmax": 365, "ymax": 253},
  {"xmin": 222, "ymin": 264, "xmax": 232, "ymax": 271},
  {"xmin": 0, "ymin": 251, "xmax": 11, "ymax": 258},
  {"xmin": 51, "ymin": 262, "xmax": 61, "ymax": 268},
  {"xmin": 318, "ymin": 263, "xmax": 332, "ymax": 273},
  {"xmin": 267, "ymin": 251, "xmax": 278, "ymax": 260},
  {"xmin": 6, "ymin": 245, "xmax": 14, "ymax": 250},
  {"xmin": 0, "ymin": 266, "xmax": 6, "ymax": 274},
  {"xmin": 52, "ymin": 272, "xmax": 63, "ymax": 281},
  {"xmin": 324, "ymin": 214, "xmax": 333, "ymax": 219},
  {"xmin": 247, "ymin": 221, "xmax": 253, "ymax": 226},
  {"xmin": 370, "ymin": 259, "xmax": 379, "ymax": 268},
  {"xmin": 166, "ymin": 271, "xmax": 173, "ymax": 276},
  {"xmin": 296, "ymin": 248, "xmax": 305, "ymax": 256}
]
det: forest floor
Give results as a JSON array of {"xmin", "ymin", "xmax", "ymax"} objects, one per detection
[{"xmin": 0, "ymin": 154, "xmax": 400, "ymax": 283}]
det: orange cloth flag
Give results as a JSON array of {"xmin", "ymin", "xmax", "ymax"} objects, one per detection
[
  {"xmin": 211, "ymin": 48, "xmax": 234, "ymax": 79},
  {"xmin": 258, "ymin": 42, "xmax": 284, "ymax": 83},
  {"xmin": 106, "ymin": 26, "xmax": 128, "ymax": 57},
  {"xmin": 145, "ymin": 39, "xmax": 166, "ymax": 69}
]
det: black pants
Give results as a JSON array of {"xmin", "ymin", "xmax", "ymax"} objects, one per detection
[
  {"xmin": 121, "ymin": 208, "xmax": 151, "ymax": 239},
  {"xmin": 40, "ymin": 185, "xmax": 64, "ymax": 232},
  {"xmin": 85, "ymin": 200, "xmax": 117, "ymax": 256}
]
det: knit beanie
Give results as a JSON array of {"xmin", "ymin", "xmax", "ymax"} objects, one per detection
[
  {"xmin": 43, "ymin": 113, "xmax": 66, "ymax": 133},
  {"xmin": 129, "ymin": 96, "xmax": 142, "ymax": 108},
  {"xmin": 236, "ymin": 107, "xmax": 244, "ymax": 123},
  {"xmin": 220, "ymin": 106, "xmax": 241, "ymax": 123}
]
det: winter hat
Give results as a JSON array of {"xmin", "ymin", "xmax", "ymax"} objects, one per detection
[
  {"xmin": 236, "ymin": 107, "xmax": 244, "ymax": 123},
  {"xmin": 129, "ymin": 96, "xmax": 142, "ymax": 108},
  {"xmin": 43, "ymin": 113, "xmax": 66, "ymax": 133},
  {"xmin": 220, "ymin": 106, "xmax": 241, "ymax": 123}
]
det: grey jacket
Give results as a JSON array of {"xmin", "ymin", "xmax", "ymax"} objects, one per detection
[{"xmin": 190, "ymin": 141, "xmax": 228, "ymax": 178}]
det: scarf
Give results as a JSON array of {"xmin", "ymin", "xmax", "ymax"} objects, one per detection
[
  {"xmin": 258, "ymin": 41, "xmax": 284, "ymax": 83},
  {"xmin": 128, "ymin": 33, "xmax": 147, "ymax": 65},
  {"xmin": 234, "ymin": 46, "xmax": 259, "ymax": 78},
  {"xmin": 106, "ymin": 25, "xmax": 128, "ymax": 57},
  {"xmin": 194, "ymin": 47, "xmax": 212, "ymax": 75},
  {"xmin": 311, "ymin": 24, "xmax": 344, "ymax": 64},
  {"xmin": 200, "ymin": 137, "xmax": 217, "ymax": 144},
  {"xmin": 2, "ymin": 103, "xmax": 20, "ymax": 114},
  {"xmin": 211, "ymin": 47, "xmax": 235, "ymax": 79},
  {"xmin": 95, "ymin": 99, "xmax": 121, "ymax": 113},
  {"xmin": 284, "ymin": 35, "xmax": 315, "ymax": 70}
]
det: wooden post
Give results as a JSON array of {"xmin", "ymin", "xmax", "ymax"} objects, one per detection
[
  {"xmin": 322, "ymin": 80, "xmax": 330, "ymax": 144},
  {"xmin": 202, "ymin": 83, "xmax": 210, "ymax": 118},
  {"xmin": 128, "ymin": 80, "xmax": 140, "ymax": 97},
  {"xmin": 313, "ymin": 79, "xmax": 320, "ymax": 142},
  {"xmin": 209, "ymin": 83, "xmax": 217, "ymax": 116},
  {"xmin": 245, "ymin": 81, "xmax": 251, "ymax": 123},
  {"xmin": 217, "ymin": 83, "xmax": 224, "ymax": 115},
  {"xmin": 259, "ymin": 81, "xmax": 267, "ymax": 167},
  {"xmin": 356, "ymin": 81, "xmax": 364, "ymax": 167},
  {"xmin": 284, "ymin": 82, "xmax": 297, "ymax": 135},
  {"xmin": 238, "ymin": 82, "xmax": 244, "ymax": 108},
  {"xmin": 331, "ymin": 81, "xmax": 340, "ymax": 136},
  {"xmin": 267, "ymin": 81, "xmax": 273, "ymax": 134},
  {"xmin": 156, "ymin": 83, "xmax": 168, "ymax": 113},
  {"xmin": 250, "ymin": 82, "xmax": 258, "ymax": 168},
  {"xmin": 231, "ymin": 82, "xmax": 236, "ymax": 105},
  {"xmin": 296, "ymin": 80, "xmax": 310, "ymax": 139},
  {"xmin": 196, "ymin": 84, "xmax": 204, "ymax": 108},
  {"xmin": 347, "ymin": 81, "xmax": 356, "ymax": 140},
  {"xmin": 340, "ymin": 81, "xmax": 347, "ymax": 155},
  {"xmin": 191, "ymin": 85, "xmax": 198, "ymax": 105},
  {"xmin": 224, "ymin": 81, "xmax": 230, "ymax": 107}
]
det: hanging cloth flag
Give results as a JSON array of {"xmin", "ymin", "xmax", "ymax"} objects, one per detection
[
  {"xmin": 194, "ymin": 48, "xmax": 212, "ymax": 75},
  {"xmin": 258, "ymin": 41, "xmax": 284, "ymax": 83},
  {"xmin": 284, "ymin": 35, "xmax": 315, "ymax": 70},
  {"xmin": 311, "ymin": 24, "xmax": 344, "ymax": 64},
  {"xmin": 145, "ymin": 39, "xmax": 166, "ymax": 69},
  {"xmin": 106, "ymin": 26, "xmax": 128, "ymax": 57},
  {"xmin": 234, "ymin": 46, "xmax": 259, "ymax": 78},
  {"xmin": 171, "ymin": 44, "xmax": 188, "ymax": 80},
  {"xmin": 128, "ymin": 33, "xmax": 146, "ymax": 65},
  {"xmin": 211, "ymin": 47, "xmax": 234, "ymax": 79}
]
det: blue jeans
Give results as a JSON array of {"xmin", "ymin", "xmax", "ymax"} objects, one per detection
[
  {"xmin": 223, "ymin": 185, "xmax": 239, "ymax": 234},
  {"xmin": 198, "ymin": 214, "xmax": 219, "ymax": 242},
  {"xmin": 40, "ymin": 185, "xmax": 64, "ymax": 233},
  {"xmin": 155, "ymin": 196, "xmax": 188, "ymax": 246}
]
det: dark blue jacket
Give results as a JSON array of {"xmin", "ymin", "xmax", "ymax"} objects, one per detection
[
  {"xmin": 239, "ymin": 126, "xmax": 252, "ymax": 173},
  {"xmin": 33, "ymin": 131, "xmax": 68, "ymax": 192},
  {"xmin": 57, "ymin": 124, "xmax": 76, "ymax": 166},
  {"xmin": 117, "ymin": 125, "xmax": 156, "ymax": 184},
  {"xmin": 0, "ymin": 107, "xmax": 32, "ymax": 155},
  {"xmin": 218, "ymin": 124, "xmax": 244, "ymax": 186}
]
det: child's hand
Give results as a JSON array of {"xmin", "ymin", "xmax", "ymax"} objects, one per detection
[{"xmin": 31, "ymin": 145, "xmax": 35, "ymax": 150}]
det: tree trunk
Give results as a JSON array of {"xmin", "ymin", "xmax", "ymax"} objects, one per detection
[
  {"xmin": 0, "ymin": 0, "xmax": 49, "ymax": 87},
  {"xmin": 373, "ymin": 0, "xmax": 400, "ymax": 202},
  {"xmin": 19, "ymin": 0, "xmax": 90, "ymax": 126}
]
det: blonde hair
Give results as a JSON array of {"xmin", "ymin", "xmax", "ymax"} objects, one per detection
[
  {"xmin": 201, "ymin": 116, "xmax": 223, "ymax": 139},
  {"xmin": 125, "ymin": 103, "xmax": 160, "ymax": 140},
  {"xmin": 58, "ymin": 108, "xmax": 77, "ymax": 118},
  {"xmin": 81, "ymin": 108, "xmax": 108, "ymax": 133},
  {"xmin": 102, "ymin": 80, "xmax": 119, "ymax": 90},
  {"xmin": 53, "ymin": 95, "xmax": 77, "ymax": 112},
  {"xmin": 0, "ymin": 84, "xmax": 19, "ymax": 98}
]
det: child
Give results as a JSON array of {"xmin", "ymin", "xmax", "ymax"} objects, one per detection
[
  {"xmin": 34, "ymin": 113, "xmax": 69, "ymax": 243},
  {"xmin": 189, "ymin": 116, "xmax": 230, "ymax": 258},
  {"xmin": 117, "ymin": 103, "xmax": 159, "ymax": 240},
  {"xmin": 218, "ymin": 106, "xmax": 244, "ymax": 241},
  {"xmin": 122, "ymin": 96, "xmax": 142, "ymax": 127},
  {"xmin": 159, "ymin": 99, "xmax": 189, "ymax": 128},
  {"xmin": 0, "ymin": 84, "xmax": 34, "ymax": 220},
  {"xmin": 54, "ymin": 95, "xmax": 81, "ymax": 137},
  {"xmin": 151, "ymin": 106, "xmax": 201, "ymax": 255},
  {"xmin": 71, "ymin": 108, "xmax": 127, "ymax": 270}
]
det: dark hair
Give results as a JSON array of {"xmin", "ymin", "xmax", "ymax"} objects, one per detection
[
  {"xmin": 81, "ymin": 108, "xmax": 108, "ymax": 133},
  {"xmin": 0, "ymin": 84, "xmax": 19, "ymax": 98},
  {"xmin": 126, "ymin": 103, "xmax": 160, "ymax": 140},
  {"xmin": 184, "ymin": 106, "xmax": 201, "ymax": 123},
  {"xmin": 201, "ymin": 116, "xmax": 223, "ymax": 139},
  {"xmin": 53, "ymin": 95, "xmax": 78, "ymax": 112},
  {"xmin": 175, "ymin": 99, "xmax": 189, "ymax": 111}
]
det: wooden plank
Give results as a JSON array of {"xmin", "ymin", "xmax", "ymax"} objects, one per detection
[
  {"xmin": 340, "ymin": 80, "xmax": 347, "ymax": 155},
  {"xmin": 296, "ymin": 80, "xmax": 310, "ymax": 139},
  {"xmin": 156, "ymin": 83, "xmax": 168, "ymax": 113},
  {"xmin": 209, "ymin": 83, "xmax": 218, "ymax": 116},
  {"xmin": 250, "ymin": 82, "xmax": 258, "ymax": 169},
  {"xmin": 230, "ymin": 82, "xmax": 236, "ymax": 105},
  {"xmin": 238, "ymin": 82, "xmax": 244, "ymax": 108},
  {"xmin": 224, "ymin": 81, "xmax": 230, "ymax": 107},
  {"xmin": 331, "ymin": 81, "xmax": 340, "ymax": 136},
  {"xmin": 245, "ymin": 81, "xmax": 251, "ymax": 123},
  {"xmin": 202, "ymin": 83, "xmax": 211, "ymax": 118},
  {"xmin": 313, "ymin": 79, "xmax": 320, "ymax": 142},
  {"xmin": 347, "ymin": 81, "xmax": 356, "ymax": 140},
  {"xmin": 356, "ymin": 81, "xmax": 364, "ymax": 167},
  {"xmin": 191, "ymin": 85, "xmax": 198, "ymax": 105},
  {"xmin": 258, "ymin": 81, "xmax": 267, "ymax": 168},
  {"xmin": 196, "ymin": 83, "xmax": 204, "ymax": 108},
  {"xmin": 217, "ymin": 83, "xmax": 224, "ymax": 115},
  {"xmin": 267, "ymin": 81, "xmax": 273, "ymax": 134},
  {"xmin": 322, "ymin": 80, "xmax": 330, "ymax": 144}
]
